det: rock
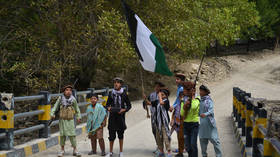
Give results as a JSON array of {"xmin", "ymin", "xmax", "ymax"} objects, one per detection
[{"xmin": 240, "ymin": 59, "xmax": 246, "ymax": 62}]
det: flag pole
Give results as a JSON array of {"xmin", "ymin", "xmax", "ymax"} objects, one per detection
[{"xmin": 139, "ymin": 66, "xmax": 150, "ymax": 118}]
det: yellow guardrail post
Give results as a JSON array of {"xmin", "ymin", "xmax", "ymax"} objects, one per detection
[
  {"xmin": 245, "ymin": 98, "xmax": 253, "ymax": 147},
  {"xmin": 252, "ymin": 107, "xmax": 267, "ymax": 157},
  {"xmin": 38, "ymin": 91, "xmax": 51, "ymax": 138},
  {"xmin": 0, "ymin": 93, "xmax": 14, "ymax": 150}
]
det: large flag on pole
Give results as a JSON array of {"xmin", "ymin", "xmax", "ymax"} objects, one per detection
[{"xmin": 122, "ymin": 0, "xmax": 173, "ymax": 76}]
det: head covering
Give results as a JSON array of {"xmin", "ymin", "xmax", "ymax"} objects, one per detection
[
  {"xmin": 183, "ymin": 81, "xmax": 195, "ymax": 90},
  {"xmin": 160, "ymin": 87, "xmax": 170, "ymax": 97},
  {"xmin": 62, "ymin": 85, "xmax": 73, "ymax": 92},
  {"xmin": 175, "ymin": 73, "xmax": 186, "ymax": 81},
  {"xmin": 113, "ymin": 77, "xmax": 124, "ymax": 83},
  {"xmin": 154, "ymin": 81, "xmax": 165, "ymax": 87},
  {"xmin": 199, "ymin": 85, "xmax": 211, "ymax": 94}
]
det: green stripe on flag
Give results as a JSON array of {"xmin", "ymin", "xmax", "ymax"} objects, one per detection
[{"xmin": 150, "ymin": 34, "xmax": 173, "ymax": 76}]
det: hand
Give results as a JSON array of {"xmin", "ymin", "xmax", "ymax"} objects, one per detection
[
  {"xmin": 200, "ymin": 113, "xmax": 206, "ymax": 118},
  {"xmin": 169, "ymin": 106, "xmax": 174, "ymax": 112},
  {"xmin": 102, "ymin": 121, "xmax": 107, "ymax": 127},
  {"xmin": 183, "ymin": 100, "xmax": 190, "ymax": 110},
  {"xmin": 118, "ymin": 108, "xmax": 126, "ymax": 114},
  {"xmin": 143, "ymin": 94, "xmax": 147, "ymax": 100},
  {"xmin": 77, "ymin": 118, "xmax": 81, "ymax": 123},
  {"xmin": 51, "ymin": 115, "xmax": 55, "ymax": 119},
  {"xmin": 170, "ymin": 121, "xmax": 174, "ymax": 127},
  {"xmin": 147, "ymin": 114, "xmax": 151, "ymax": 118},
  {"xmin": 107, "ymin": 107, "xmax": 111, "ymax": 112}
]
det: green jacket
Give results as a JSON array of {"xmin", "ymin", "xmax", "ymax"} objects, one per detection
[{"xmin": 180, "ymin": 97, "xmax": 200, "ymax": 123}]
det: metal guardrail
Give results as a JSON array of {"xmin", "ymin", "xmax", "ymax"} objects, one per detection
[
  {"xmin": 0, "ymin": 86, "xmax": 128, "ymax": 150},
  {"xmin": 14, "ymin": 110, "xmax": 44, "ymax": 120},
  {"xmin": 233, "ymin": 87, "xmax": 280, "ymax": 157}
]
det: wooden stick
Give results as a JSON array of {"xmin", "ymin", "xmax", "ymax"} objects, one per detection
[{"xmin": 139, "ymin": 67, "xmax": 150, "ymax": 118}]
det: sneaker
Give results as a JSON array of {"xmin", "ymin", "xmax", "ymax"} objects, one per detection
[
  {"xmin": 88, "ymin": 151, "xmax": 97, "ymax": 155},
  {"xmin": 119, "ymin": 152, "xmax": 124, "ymax": 157},
  {"xmin": 156, "ymin": 152, "xmax": 165, "ymax": 157},
  {"xmin": 172, "ymin": 149, "xmax": 179, "ymax": 153},
  {"xmin": 105, "ymin": 152, "xmax": 113, "ymax": 157},
  {"xmin": 101, "ymin": 151, "xmax": 106, "ymax": 156},
  {"xmin": 58, "ymin": 151, "xmax": 65, "ymax": 157},
  {"xmin": 175, "ymin": 153, "xmax": 184, "ymax": 157},
  {"xmin": 167, "ymin": 153, "xmax": 172, "ymax": 157},
  {"xmin": 73, "ymin": 151, "xmax": 82, "ymax": 157},
  {"xmin": 153, "ymin": 148, "xmax": 159, "ymax": 154}
]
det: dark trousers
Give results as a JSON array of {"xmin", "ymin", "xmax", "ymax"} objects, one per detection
[
  {"xmin": 183, "ymin": 122, "xmax": 199, "ymax": 157},
  {"xmin": 108, "ymin": 129, "xmax": 124, "ymax": 141}
]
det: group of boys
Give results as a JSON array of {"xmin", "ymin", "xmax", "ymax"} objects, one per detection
[
  {"xmin": 51, "ymin": 77, "xmax": 131, "ymax": 157},
  {"xmin": 50, "ymin": 74, "xmax": 222, "ymax": 157},
  {"xmin": 144, "ymin": 73, "xmax": 222, "ymax": 157}
]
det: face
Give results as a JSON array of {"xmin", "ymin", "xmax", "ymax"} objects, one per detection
[
  {"xmin": 184, "ymin": 88, "xmax": 194, "ymax": 97},
  {"xmin": 200, "ymin": 89, "xmax": 207, "ymax": 97},
  {"xmin": 90, "ymin": 96, "xmax": 98, "ymax": 105},
  {"xmin": 64, "ymin": 88, "xmax": 72, "ymax": 97},
  {"xmin": 154, "ymin": 84, "xmax": 161, "ymax": 93},
  {"xmin": 175, "ymin": 77, "xmax": 183, "ymax": 86},
  {"xmin": 114, "ymin": 81, "xmax": 122, "ymax": 90},
  {"xmin": 161, "ymin": 92, "xmax": 167, "ymax": 99}
]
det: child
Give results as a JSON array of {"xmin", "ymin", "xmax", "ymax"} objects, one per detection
[
  {"xmin": 154, "ymin": 88, "xmax": 172, "ymax": 157},
  {"xmin": 199, "ymin": 85, "xmax": 222, "ymax": 157},
  {"xmin": 86, "ymin": 93, "xmax": 107, "ymax": 156},
  {"xmin": 106, "ymin": 77, "xmax": 132, "ymax": 157},
  {"xmin": 50, "ymin": 85, "xmax": 82, "ymax": 157}
]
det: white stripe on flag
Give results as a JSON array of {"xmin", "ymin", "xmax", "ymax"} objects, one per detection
[{"xmin": 135, "ymin": 15, "xmax": 156, "ymax": 72}]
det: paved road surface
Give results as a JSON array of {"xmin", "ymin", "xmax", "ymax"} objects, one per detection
[{"xmin": 32, "ymin": 53, "xmax": 280, "ymax": 157}]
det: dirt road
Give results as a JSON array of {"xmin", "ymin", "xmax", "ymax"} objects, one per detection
[{"xmin": 31, "ymin": 52, "xmax": 280, "ymax": 157}]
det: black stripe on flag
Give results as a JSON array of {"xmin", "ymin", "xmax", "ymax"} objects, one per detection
[{"xmin": 121, "ymin": 0, "xmax": 143, "ymax": 61}]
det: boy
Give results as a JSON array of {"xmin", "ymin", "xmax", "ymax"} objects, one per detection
[
  {"xmin": 153, "ymin": 88, "xmax": 172, "ymax": 157},
  {"xmin": 199, "ymin": 85, "xmax": 222, "ymax": 157},
  {"xmin": 181, "ymin": 81, "xmax": 200, "ymax": 157},
  {"xmin": 50, "ymin": 85, "xmax": 82, "ymax": 157},
  {"xmin": 86, "ymin": 93, "xmax": 107, "ymax": 156},
  {"xmin": 171, "ymin": 73, "xmax": 185, "ymax": 157},
  {"xmin": 106, "ymin": 77, "xmax": 132, "ymax": 157},
  {"xmin": 143, "ymin": 81, "xmax": 165, "ymax": 154}
]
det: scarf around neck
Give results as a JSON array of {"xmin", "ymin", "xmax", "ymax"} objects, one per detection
[
  {"xmin": 112, "ymin": 88, "xmax": 124, "ymax": 107},
  {"xmin": 61, "ymin": 95, "xmax": 75, "ymax": 106},
  {"xmin": 156, "ymin": 98, "xmax": 171, "ymax": 140}
]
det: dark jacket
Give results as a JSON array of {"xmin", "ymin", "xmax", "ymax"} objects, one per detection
[{"xmin": 106, "ymin": 89, "xmax": 132, "ymax": 130}]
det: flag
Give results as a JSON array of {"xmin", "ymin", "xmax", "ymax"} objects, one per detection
[{"xmin": 122, "ymin": 0, "xmax": 173, "ymax": 76}]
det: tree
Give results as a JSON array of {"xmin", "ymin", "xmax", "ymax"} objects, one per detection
[{"xmin": 253, "ymin": 0, "xmax": 280, "ymax": 49}]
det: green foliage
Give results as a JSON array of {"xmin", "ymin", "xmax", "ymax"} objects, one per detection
[
  {"xmin": 0, "ymin": 0, "xmax": 259, "ymax": 95},
  {"xmin": 253, "ymin": 0, "xmax": 280, "ymax": 44}
]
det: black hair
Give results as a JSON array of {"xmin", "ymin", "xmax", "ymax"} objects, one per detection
[
  {"xmin": 87, "ymin": 93, "xmax": 98, "ymax": 99},
  {"xmin": 154, "ymin": 81, "xmax": 165, "ymax": 87}
]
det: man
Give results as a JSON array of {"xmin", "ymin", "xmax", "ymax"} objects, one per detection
[
  {"xmin": 50, "ymin": 85, "xmax": 82, "ymax": 157},
  {"xmin": 199, "ymin": 85, "xmax": 222, "ymax": 157},
  {"xmin": 181, "ymin": 81, "xmax": 200, "ymax": 157},
  {"xmin": 171, "ymin": 73, "xmax": 185, "ymax": 157},
  {"xmin": 143, "ymin": 81, "xmax": 165, "ymax": 154},
  {"xmin": 106, "ymin": 77, "xmax": 132, "ymax": 157}
]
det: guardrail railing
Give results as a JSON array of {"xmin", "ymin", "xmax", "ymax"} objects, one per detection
[
  {"xmin": 233, "ymin": 87, "xmax": 280, "ymax": 157},
  {"xmin": 0, "ymin": 85, "xmax": 128, "ymax": 150}
]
